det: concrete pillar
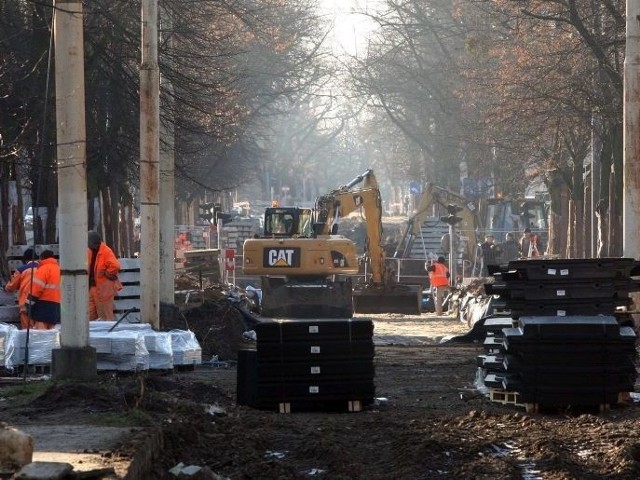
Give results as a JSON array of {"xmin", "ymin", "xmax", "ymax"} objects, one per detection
[
  {"xmin": 52, "ymin": 0, "xmax": 96, "ymax": 378},
  {"xmin": 159, "ymin": 7, "xmax": 175, "ymax": 306},
  {"xmin": 140, "ymin": 0, "xmax": 160, "ymax": 328},
  {"xmin": 159, "ymin": 78, "xmax": 175, "ymax": 305}
]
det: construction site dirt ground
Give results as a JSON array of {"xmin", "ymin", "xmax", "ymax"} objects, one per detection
[{"xmin": 2, "ymin": 313, "xmax": 640, "ymax": 479}]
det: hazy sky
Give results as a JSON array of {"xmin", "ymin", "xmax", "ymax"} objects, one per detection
[{"xmin": 319, "ymin": 0, "xmax": 380, "ymax": 56}]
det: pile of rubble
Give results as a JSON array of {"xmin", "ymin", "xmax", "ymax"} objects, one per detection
[{"xmin": 170, "ymin": 272, "xmax": 259, "ymax": 361}]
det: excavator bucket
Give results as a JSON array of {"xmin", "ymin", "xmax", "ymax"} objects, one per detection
[
  {"xmin": 352, "ymin": 284, "xmax": 422, "ymax": 315},
  {"xmin": 260, "ymin": 277, "xmax": 354, "ymax": 319}
]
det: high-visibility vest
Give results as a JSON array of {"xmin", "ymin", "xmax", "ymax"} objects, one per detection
[
  {"xmin": 429, "ymin": 262, "xmax": 449, "ymax": 287},
  {"xmin": 87, "ymin": 242, "xmax": 122, "ymax": 300},
  {"xmin": 30, "ymin": 257, "xmax": 61, "ymax": 324},
  {"xmin": 5, "ymin": 261, "xmax": 39, "ymax": 310}
]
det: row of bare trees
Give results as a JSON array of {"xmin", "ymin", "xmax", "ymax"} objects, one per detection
[
  {"xmin": 0, "ymin": 0, "xmax": 335, "ymax": 276},
  {"xmin": 1, "ymin": 0, "xmax": 631, "ymax": 277},
  {"xmin": 344, "ymin": 0, "xmax": 625, "ymax": 257}
]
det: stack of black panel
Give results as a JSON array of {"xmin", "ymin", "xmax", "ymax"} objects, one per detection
[
  {"xmin": 476, "ymin": 318, "xmax": 513, "ymax": 388},
  {"xmin": 486, "ymin": 258, "xmax": 637, "ymax": 318},
  {"xmin": 479, "ymin": 258, "xmax": 639, "ymax": 408},
  {"xmin": 500, "ymin": 316, "xmax": 636, "ymax": 406},
  {"xmin": 237, "ymin": 318, "xmax": 375, "ymax": 412}
]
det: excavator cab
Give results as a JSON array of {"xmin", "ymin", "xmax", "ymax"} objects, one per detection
[{"xmin": 263, "ymin": 207, "xmax": 313, "ymax": 238}]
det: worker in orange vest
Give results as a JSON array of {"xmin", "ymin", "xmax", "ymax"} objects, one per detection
[
  {"xmin": 26, "ymin": 250, "xmax": 61, "ymax": 329},
  {"xmin": 4, "ymin": 248, "xmax": 39, "ymax": 329},
  {"xmin": 426, "ymin": 256, "xmax": 450, "ymax": 316},
  {"xmin": 88, "ymin": 231, "xmax": 122, "ymax": 320}
]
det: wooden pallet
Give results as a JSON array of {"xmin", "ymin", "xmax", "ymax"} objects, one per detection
[
  {"xmin": 488, "ymin": 388, "xmax": 524, "ymax": 407},
  {"xmin": 276, "ymin": 399, "xmax": 366, "ymax": 414},
  {"xmin": 13, "ymin": 364, "xmax": 52, "ymax": 376},
  {"xmin": 522, "ymin": 402, "xmax": 611, "ymax": 414},
  {"xmin": 489, "ymin": 389, "xmax": 626, "ymax": 414}
]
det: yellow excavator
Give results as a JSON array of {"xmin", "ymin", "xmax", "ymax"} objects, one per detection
[
  {"xmin": 242, "ymin": 169, "xmax": 422, "ymax": 318},
  {"xmin": 394, "ymin": 184, "xmax": 549, "ymax": 278},
  {"xmin": 394, "ymin": 182, "xmax": 480, "ymax": 276}
]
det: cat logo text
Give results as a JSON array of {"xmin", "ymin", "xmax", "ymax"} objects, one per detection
[{"xmin": 263, "ymin": 247, "xmax": 301, "ymax": 268}]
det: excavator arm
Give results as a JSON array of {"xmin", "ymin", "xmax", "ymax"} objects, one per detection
[
  {"xmin": 315, "ymin": 170, "xmax": 387, "ymax": 285},
  {"xmin": 315, "ymin": 169, "xmax": 421, "ymax": 314},
  {"xmin": 395, "ymin": 183, "xmax": 479, "ymax": 272}
]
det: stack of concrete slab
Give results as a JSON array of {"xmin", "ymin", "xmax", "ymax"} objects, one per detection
[
  {"xmin": 6, "ymin": 244, "xmax": 59, "ymax": 274},
  {"xmin": 10, "ymin": 329, "xmax": 60, "ymax": 367},
  {"xmin": 89, "ymin": 321, "xmax": 174, "ymax": 370},
  {"xmin": 486, "ymin": 258, "xmax": 638, "ymax": 318},
  {"xmin": 169, "ymin": 330, "xmax": 202, "ymax": 366},
  {"xmin": 113, "ymin": 258, "xmax": 141, "ymax": 322},
  {"xmin": 0, "ymin": 322, "xmax": 18, "ymax": 369},
  {"xmin": 90, "ymin": 330, "xmax": 150, "ymax": 372},
  {"xmin": 480, "ymin": 258, "xmax": 640, "ymax": 409}
]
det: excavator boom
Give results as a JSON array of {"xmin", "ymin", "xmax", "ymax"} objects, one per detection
[
  {"xmin": 317, "ymin": 169, "xmax": 421, "ymax": 315},
  {"xmin": 395, "ymin": 182, "xmax": 480, "ymax": 278}
]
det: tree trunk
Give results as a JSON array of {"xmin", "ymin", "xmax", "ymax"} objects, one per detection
[
  {"xmin": 566, "ymin": 199, "xmax": 575, "ymax": 258},
  {"xmin": 583, "ymin": 180, "xmax": 592, "ymax": 258},
  {"xmin": 109, "ymin": 182, "xmax": 120, "ymax": 255},
  {"xmin": 556, "ymin": 183, "xmax": 570, "ymax": 257},
  {"xmin": 596, "ymin": 198, "xmax": 608, "ymax": 258},
  {"xmin": 608, "ymin": 166, "xmax": 621, "ymax": 257},
  {"xmin": 574, "ymin": 198, "xmax": 584, "ymax": 259},
  {"xmin": 0, "ymin": 163, "xmax": 9, "ymax": 279}
]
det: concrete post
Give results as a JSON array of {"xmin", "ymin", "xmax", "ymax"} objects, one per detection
[
  {"xmin": 140, "ymin": 0, "xmax": 160, "ymax": 328},
  {"xmin": 159, "ymin": 76, "xmax": 175, "ymax": 303},
  {"xmin": 52, "ymin": 0, "xmax": 96, "ymax": 379},
  {"xmin": 624, "ymin": 0, "xmax": 640, "ymax": 258},
  {"xmin": 448, "ymin": 224, "xmax": 457, "ymax": 284},
  {"xmin": 159, "ymin": 8, "xmax": 175, "ymax": 305}
]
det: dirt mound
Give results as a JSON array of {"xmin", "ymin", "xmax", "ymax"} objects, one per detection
[
  {"xmin": 161, "ymin": 300, "xmax": 249, "ymax": 361},
  {"xmin": 30, "ymin": 382, "xmax": 122, "ymax": 413},
  {"xmin": 165, "ymin": 275, "xmax": 254, "ymax": 361}
]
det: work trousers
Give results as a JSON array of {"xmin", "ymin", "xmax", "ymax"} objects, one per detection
[
  {"xmin": 89, "ymin": 286, "xmax": 116, "ymax": 321},
  {"xmin": 434, "ymin": 286, "xmax": 448, "ymax": 316}
]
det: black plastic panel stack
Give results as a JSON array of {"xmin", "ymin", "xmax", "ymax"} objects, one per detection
[
  {"xmin": 480, "ymin": 258, "xmax": 640, "ymax": 408},
  {"xmin": 501, "ymin": 316, "xmax": 636, "ymax": 406},
  {"xmin": 486, "ymin": 258, "xmax": 637, "ymax": 318},
  {"xmin": 237, "ymin": 318, "xmax": 375, "ymax": 412},
  {"xmin": 476, "ymin": 318, "xmax": 514, "ymax": 388}
]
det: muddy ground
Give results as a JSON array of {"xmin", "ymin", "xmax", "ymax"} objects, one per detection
[{"xmin": 2, "ymin": 313, "xmax": 640, "ymax": 480}]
